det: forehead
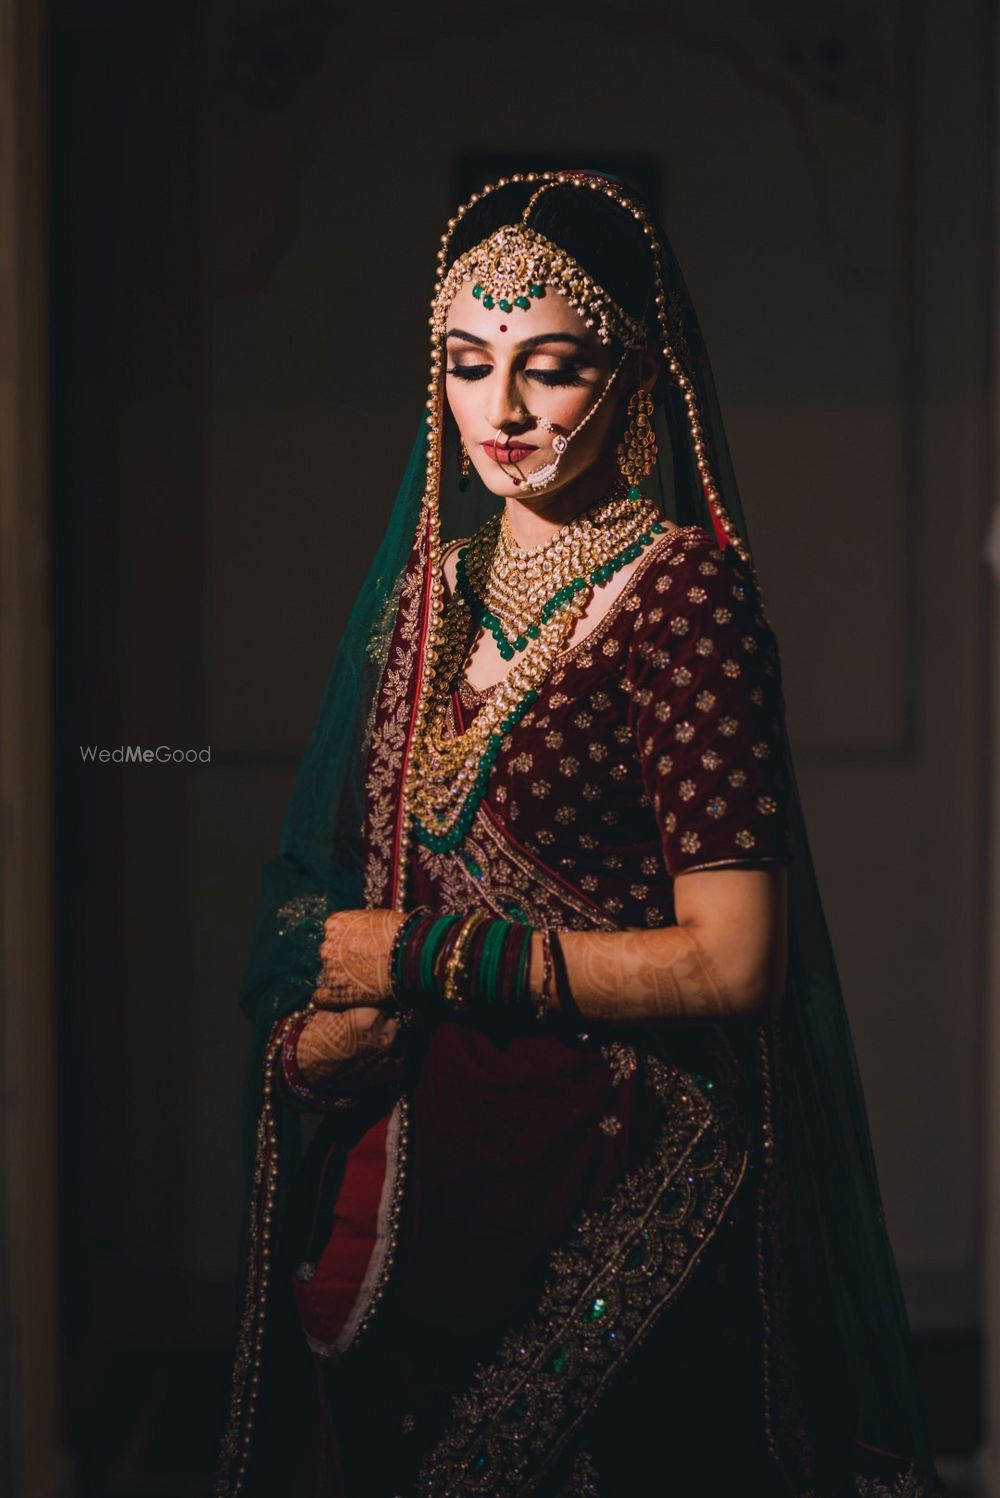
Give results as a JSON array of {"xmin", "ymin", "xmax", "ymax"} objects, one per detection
[{"xmin": 443, "ymin": 280, "xmax": 596, "ymax": 345}]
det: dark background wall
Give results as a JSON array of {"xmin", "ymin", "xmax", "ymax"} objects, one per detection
[{"xmin": 33, "ymin": 1, "xmax": 997, "ymax": 1492}]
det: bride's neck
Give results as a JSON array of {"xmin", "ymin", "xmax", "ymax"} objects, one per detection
[{"xmin": 503, "ymin": 456, "xmax": 621, "ymax": 549}]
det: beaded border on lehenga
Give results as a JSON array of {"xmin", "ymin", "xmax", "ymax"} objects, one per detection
[{"xmin": 413, "ymin": 1050, "xmax": 750, "ymax": 1496}]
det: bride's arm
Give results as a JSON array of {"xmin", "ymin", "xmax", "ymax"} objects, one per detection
[
  {"xmin": 527, "ymin": 865, "xmax": 787, "ymax": 1022},
  {"xmin": 286, "ymin": 868, "xmax": 785, "ymax": 1089}
]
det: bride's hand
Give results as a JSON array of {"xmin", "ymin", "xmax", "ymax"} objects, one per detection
[
  {"xmin": 296, "ymin": 910, "xmax": 407, "ymax": 1086},
  {"xmin": 313, "ymin": 908, "xmax": 404, "ymax": 1010}
]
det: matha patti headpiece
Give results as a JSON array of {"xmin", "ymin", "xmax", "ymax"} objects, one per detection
[{"xmin": 432, "ymin": 220, "xmax": 648, "ymax": 350}]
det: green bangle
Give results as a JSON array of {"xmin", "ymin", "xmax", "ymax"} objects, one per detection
[
  {"xmin": 419, "ymin": 914, "xmax": 461, "ymax": 997},
  {"xmin": 390, "ymin": 906, "xmax": 431, "ymax": 998},
  {"xmin": 478, "ymin": 919, "xmax": 508, "ymax": 1005}
]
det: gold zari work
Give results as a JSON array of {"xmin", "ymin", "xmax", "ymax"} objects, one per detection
[{"xmin": 415, "ymin": 1051, "xmax": 748, "ymax": 1494}]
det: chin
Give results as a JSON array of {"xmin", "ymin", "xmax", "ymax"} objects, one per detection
[{"xmin": 472, "ymin": 466, "xmax": 575, "ymax": 501}]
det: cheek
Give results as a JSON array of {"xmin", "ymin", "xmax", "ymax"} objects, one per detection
[
  {"xmin": 546, "ymin": 386, "xmax": 593, "ymax": 423},
  {"xmin": 445, "ymin": 378, "xmax": 481, "ymax": 436}
]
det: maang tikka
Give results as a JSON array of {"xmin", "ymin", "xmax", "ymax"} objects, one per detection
[{"xmin": 617, "ymin": 385, "xmax": 658, "ymax": 498}]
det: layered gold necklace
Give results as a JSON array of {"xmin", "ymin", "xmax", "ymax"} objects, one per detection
[{"xmin": 410, "ymin": 482, "xmax": 666, "ymax": 852}]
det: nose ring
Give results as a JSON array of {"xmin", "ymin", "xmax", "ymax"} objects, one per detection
[{"xmin": 537, "ymin": 415, "xmax": 568, "ymax": 453}]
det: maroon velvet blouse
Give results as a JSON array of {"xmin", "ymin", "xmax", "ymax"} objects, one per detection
[
  {"xmin": 414, "ymin": 521, "xmax": 790, "ymax": 925},
  {"xmin": 282, "ymin": 524, "xmax": 790, "ymax": 1112}
]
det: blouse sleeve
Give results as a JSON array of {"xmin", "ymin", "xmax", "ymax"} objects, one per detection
[{"xmin": 625, "ymin": 535, "xmax": 791, "ymax": 877}]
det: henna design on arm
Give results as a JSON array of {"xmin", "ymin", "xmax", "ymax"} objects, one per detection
[
  {"xmin": 317, "ymin": 908, "xmax": 400, "ymax": 1004},
  {"xmin": 554, "ymin": 925, "xmax": 737, "ymax": 1023},
  {"xmin": 295, "ymin": 1006, "xmax": 401, "ymax": 1085},
  {"xmin": 289, "ymin": 908, "xmax": 407, "ymax": 1090}
]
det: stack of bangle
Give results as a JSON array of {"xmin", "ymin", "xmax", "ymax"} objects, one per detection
[{"xmin": 389, "ymin": 907, "xmax": 551, "ymax": 1024}]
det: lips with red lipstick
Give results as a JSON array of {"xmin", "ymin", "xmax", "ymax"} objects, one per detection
[{"xmin": 482, "ymin": 440, "xmax": 538, "ymax": 464}]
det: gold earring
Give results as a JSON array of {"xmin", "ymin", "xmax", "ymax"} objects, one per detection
[
  {"xmin": 617, "ymin": 387, "xmax": 658, "ymax": 498},
  {"xmin": 458, "ymin": 432, "xmax": 472, "ymax": 491}
]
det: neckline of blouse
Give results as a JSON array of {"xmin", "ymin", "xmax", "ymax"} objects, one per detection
[{"xmin": 456, "ymin": 522, "xmax": 709, "ymax": 705}]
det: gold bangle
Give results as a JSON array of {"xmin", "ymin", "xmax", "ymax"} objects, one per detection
[
  {"xmin": 531, "ymin": 926, "xmax": 555, "ymax": 1023},
  {"xmin": 442, "ymin": 912, "xmax": 488, "ymax": 1009}
]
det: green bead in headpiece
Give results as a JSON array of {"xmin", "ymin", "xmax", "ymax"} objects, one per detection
[{"xmin": 432, "ymin": 223, "xmax": 647, "ymax": 348}]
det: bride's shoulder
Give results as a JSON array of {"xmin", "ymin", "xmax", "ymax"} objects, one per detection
[
  {"xmin": 636, "ymin": 522, "xmax": 722, "ymax": 592},
  {"xmin": 632, "ymin": 523, "xmax": 764, "ymax": 632}
]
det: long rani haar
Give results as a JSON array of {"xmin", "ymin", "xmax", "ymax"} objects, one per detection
[{"xmin": 394, "ymin": 171, "xmax": 753, "ymax": 895}]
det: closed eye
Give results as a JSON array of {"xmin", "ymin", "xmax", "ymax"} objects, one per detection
[
  {"xmin": 446, "ymin": 364, "xmax": 587, "ymax": 387},
  {"xmin": 528, "ymin": 365, "xmax": 587, "ymax": 387}
]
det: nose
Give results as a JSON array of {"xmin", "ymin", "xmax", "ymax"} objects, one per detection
[{"xmin": 484, "ymin": 368, "xmax": 532, "ymax": 434}]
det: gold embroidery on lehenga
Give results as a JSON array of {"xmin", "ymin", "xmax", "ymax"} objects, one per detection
[
  {"xmin": 600, "ymin": 1041, "xmax": 638, "ymax": 1086},
  {"xmin": 415, "ymin": 1053, "xmax": 749, "ymax": 1496},
  {"xmin": 215, "ymin": 1011, "xmax": 299, "ymax": 1497},
  {"xmin": 363, "ymin": 555, "xmax": 426, "ymax": 908},
  {"xmin": 558, "ymin": 1448, "xmax": 601, "ymax": 1496},
  {"xmin": 362, "ymin": 562, "xmax": 408, "ymax": 750}
]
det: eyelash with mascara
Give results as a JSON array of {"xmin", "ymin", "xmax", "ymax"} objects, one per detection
[{"xmin": 446, "ymin": 364, "xmax": 587, "ymax": 388}]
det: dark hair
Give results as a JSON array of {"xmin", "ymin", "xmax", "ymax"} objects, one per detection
[{"xmin": 446, "ymin": 176, "xmax": 660, "ymax": 345}]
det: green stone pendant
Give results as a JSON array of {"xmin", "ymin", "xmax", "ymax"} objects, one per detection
[{"xmin": 468, "ymin": 281, "xmax": 546, "ymax": 315}]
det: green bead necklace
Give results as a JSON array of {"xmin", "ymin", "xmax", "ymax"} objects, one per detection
[{"xmin": 456, "ymin": 522, "xmax": 665, "ymax": 661}]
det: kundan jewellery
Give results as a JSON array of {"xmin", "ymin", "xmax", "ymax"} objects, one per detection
[
  {"xmin": 617, "ymin": 385, "xmax": 658, "ymax": 496},
  {"xmin": 436, "ymin": 221, "xmax": 648, "ymax": 350},
  {"xmin": 409, "ymin": 479, "xmax": 666, "ymax": 852},
  {"xmin": 461, "ymin": 480, "xmax": 648, "ymax": 653}
]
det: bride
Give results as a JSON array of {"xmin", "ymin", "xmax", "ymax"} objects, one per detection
[{"xmin": 216, "ymin": 169, "xmax": 947, "ymax": 1498}]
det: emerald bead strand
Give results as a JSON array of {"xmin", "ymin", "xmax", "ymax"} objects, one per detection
[{"xmin": 455, "ymin": 520, "xmax": 664, "ymax": 660}]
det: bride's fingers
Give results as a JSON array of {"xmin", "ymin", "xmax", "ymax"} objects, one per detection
[
  {"xmin": 312, "ymin": 990, "xmax": 394, "ymax": 1014},
  {"xmin": 297, "ymin": 1009, "xmax": 392, "ymax": 1074}
]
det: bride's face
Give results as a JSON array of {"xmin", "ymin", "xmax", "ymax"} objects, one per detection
[{"xmin": 443, "ymin": 281, "xmax": 625, "ymax": 499}]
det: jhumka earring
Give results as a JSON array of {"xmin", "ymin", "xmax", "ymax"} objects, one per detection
[
  {"xmin": 457, "ymin": 431, "xmax": 472, "ymax": 491},
  {"xmin": 617, "ymin": 386, "xmax": 658, "ymax": 499}
]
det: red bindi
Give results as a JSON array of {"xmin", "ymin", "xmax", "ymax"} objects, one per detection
[{"xmin": 498, "ymin": 323, "xmax": 508, "ymax": 332}]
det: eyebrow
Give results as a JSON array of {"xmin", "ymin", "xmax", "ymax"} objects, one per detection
[{"xmin": 445, "ymin": 327, "xmax": 592, "ymax": 352}]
